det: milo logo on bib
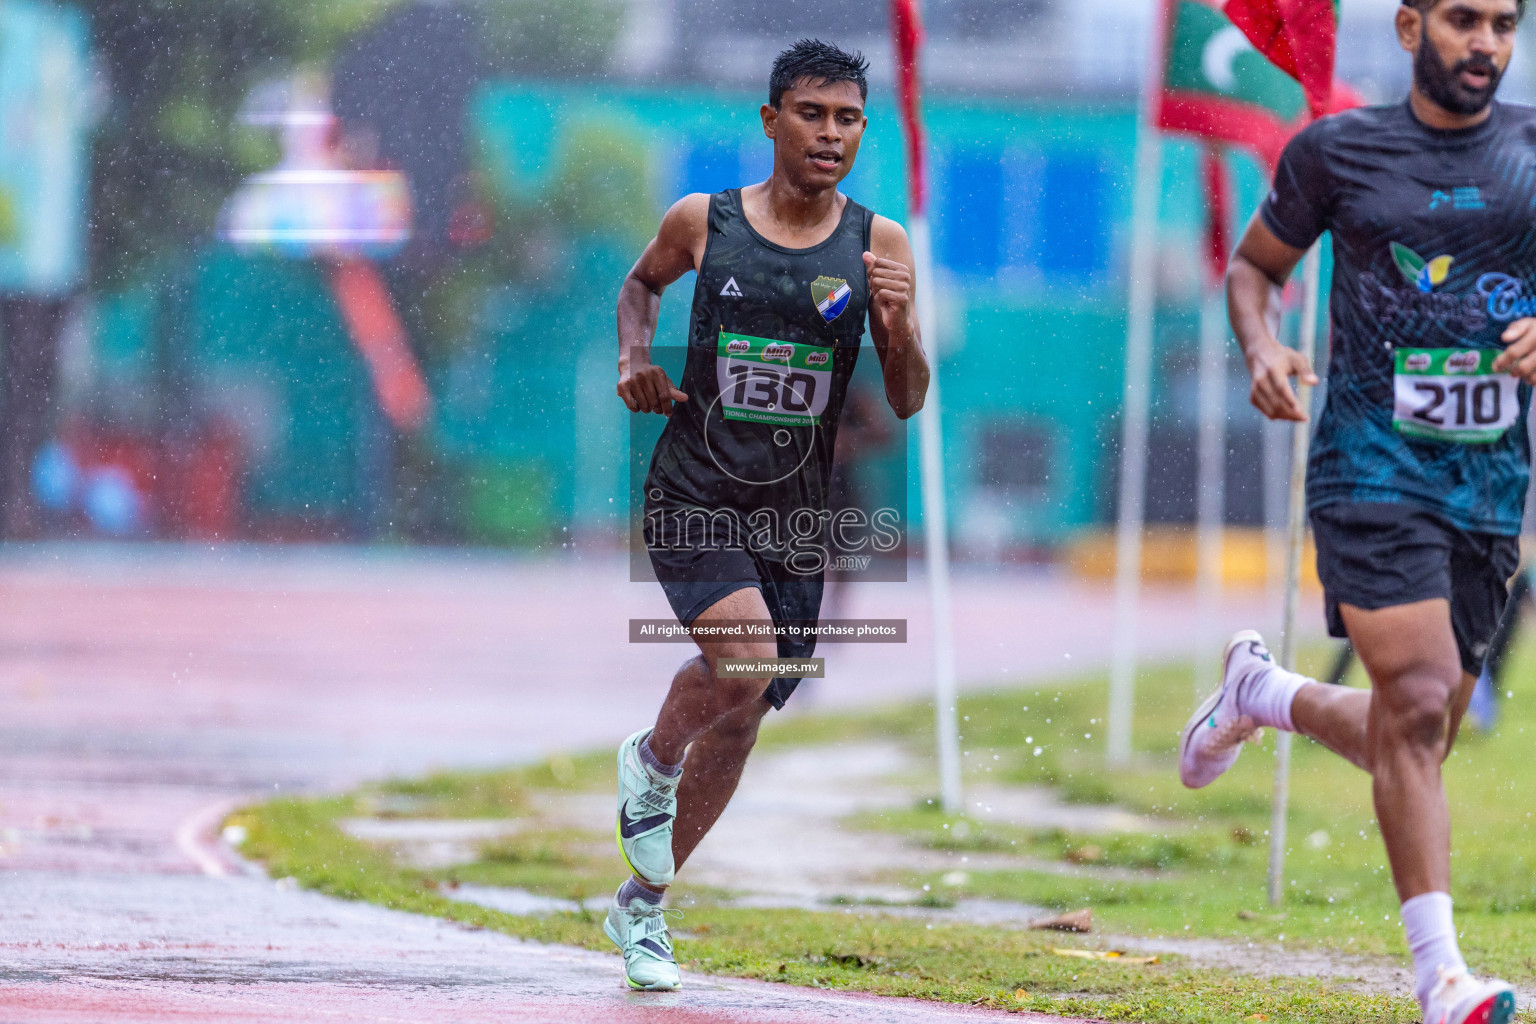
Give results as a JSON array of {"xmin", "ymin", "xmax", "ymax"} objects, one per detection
[
  {"xmin": 1445, "ymin": 351, "xmax": 1481, "ymax": 374},
  {"xmin": 716, "ymin": 330, "xmax": 833, "ymax": 427},
  {"xmin": 1393, "ymin": 347, "xmax": 1519, "ymax": 444}
]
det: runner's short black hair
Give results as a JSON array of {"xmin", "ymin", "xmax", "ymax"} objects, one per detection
[
  {"xmin": 1401, "ymin": 0, "xmax": 1526, "ymax": 17},
  {"xmin": 769, "ymin": 39, "xmax": 869, "ymax": 109}
]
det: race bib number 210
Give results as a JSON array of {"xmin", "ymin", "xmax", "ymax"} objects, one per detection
[
  {"xmin": 1392, "ymin": 347, "xmax": 1518, "ymax": 444},
  {"xmin": 716, "ymin": 331, "xmax": 833, "ymax": 427}
]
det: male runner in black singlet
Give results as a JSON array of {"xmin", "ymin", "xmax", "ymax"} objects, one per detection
[
  {"xmin": 1178, "ymin": 4, "xmax": 1535, "ymax": 1023},
  {"xmin": 603, "ymin": 39, "xmax": 930, "ymax": 990}
]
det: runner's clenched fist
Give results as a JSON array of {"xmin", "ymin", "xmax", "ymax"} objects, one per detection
[
  {"xmin": 617, "ymin": 354, "xmax": 688, "ymax": 417},
  {"xmin": 863, "ymin": 251, "xmax": 913, "ymax": 338}
]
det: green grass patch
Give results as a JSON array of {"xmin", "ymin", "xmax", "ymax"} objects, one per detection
[
  {"xmin": 235, "ymin": 635, "xmax": 1536, "ymax": 1021},
  {"xmin": 237, "ymin": 790, "xmax": 1419, "ymax": 1022},
  {"xmin": 850, "ymin": 806, "xmax": 1249, "ymax": 871},
  {"xmin": 355, "ymin": 750, "xmax": 612, "ymax": 819},
  {"xmin": 799, "ymin": 640, "xmax": 1536, "ymax": 989}
]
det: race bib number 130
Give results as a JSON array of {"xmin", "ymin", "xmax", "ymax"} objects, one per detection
[
  {"xmin": 1392, "ymin": 347, "xmax": 1518, "ymax": 444},
  {"xmin": 716, "ymin": 330, "xmax": 832, "ymax": 427}
]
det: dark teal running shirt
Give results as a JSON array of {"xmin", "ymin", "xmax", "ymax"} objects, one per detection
[{"xmin": 1262, "ymin": 100, "xmax": 1536, "ymax": 535}]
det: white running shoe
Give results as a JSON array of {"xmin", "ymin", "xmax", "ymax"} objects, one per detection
[
  {"xmin": 1422, "ymin": 966, "xmax": 1516, "ymax": 1024},
  {"xmin": 1179, "ymin": 630, "xmax": 1268, "ymax": 789},
  {"xmin": 603, "ymin": 887, "xmax": 682, "ymax": 991},
  {"xmin": 616, "ymin": 728, "xmax": 680, "ymax": 886}
]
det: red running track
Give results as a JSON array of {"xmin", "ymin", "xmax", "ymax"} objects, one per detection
[{"xmin": 0, "ymin": 544, "xmax": 1274, "ymax": 1021}]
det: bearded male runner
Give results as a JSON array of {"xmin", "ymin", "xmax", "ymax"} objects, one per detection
[
  {"xmin": 1180, "ymin": 3, "xmax": 1535, "ymax": 1023},
  {"xmin": 606, "ymin": 39, "xmax": 929, "ymax": 990}
]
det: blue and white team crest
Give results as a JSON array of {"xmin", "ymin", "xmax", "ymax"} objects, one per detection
[{"xmin": 811, "ymin": 275, "xmax": 851, "ymax": 323}]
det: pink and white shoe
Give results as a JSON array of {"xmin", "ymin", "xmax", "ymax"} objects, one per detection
[
  {"xmin": 1422, "ymin": 966, "xmax": 1516, "ymax": 1024},
  {"xmin": 1178, "ymin": 630, "xmax": 1268, "ymax": 789}
]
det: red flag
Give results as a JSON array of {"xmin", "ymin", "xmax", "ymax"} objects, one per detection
[
  {"xmin": 1222, "ymin": 0, "xmax": 1341, "ymax": 118},
  {"xmin": 1156, "ymin": 0, "xmax": 1361, "ymax": 170},
  {"xmin": 890, "ymin": 0, "xmax": 927, "ymax": 217},
  {"xmin": 1203, "ymin": 147, "xmax": 1232, "ymax": 286}
]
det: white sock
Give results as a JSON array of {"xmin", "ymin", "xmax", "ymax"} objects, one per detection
[
  {"xmin": 1237, "ymin": 662, "xmax": 1309, "ymax": 732},
  {"xmin": 1402, "ymin": 891, "xmax": 1466, "ymax": 1005}
]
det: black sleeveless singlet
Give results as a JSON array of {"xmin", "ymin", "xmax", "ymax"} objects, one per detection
[{"xmin": 644, "ymin": 188, "xmax": 873, "ymax": 559}]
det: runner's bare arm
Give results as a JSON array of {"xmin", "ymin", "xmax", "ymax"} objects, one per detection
[
  {"xmin": 1494, "ymin": 318, "xmax": 1536, "ymax": 384},
  {"xmin": 1229, "ymin": 214, "xmax": 1320, "ymax": 423},
  {"xmin": 865, "ymin": 215, "xmax": 930, "ymax": 419},
  {"xmin": 617, "ymin": 194, "xmax": 710, "ymax": 416}
]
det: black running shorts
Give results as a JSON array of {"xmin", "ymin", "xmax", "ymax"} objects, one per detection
[
  {"xmin": 648, "ymin": 543, "xmax": 824, "ymax": 710},
  {"xmin": 1310, "ymin": 501, "xmax": 1520, "ymax": 675}
]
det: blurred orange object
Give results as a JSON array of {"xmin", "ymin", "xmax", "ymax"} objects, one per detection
[
  {"xmin": 1066, "ymin": 526, "xmax": 1320, "ymax": 588},
  {"xmin": 326, "ymin": 258, "xmax": 432, "ymax": 432}
]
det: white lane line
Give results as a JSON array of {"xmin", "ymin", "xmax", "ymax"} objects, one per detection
[{"xmin": 174, "ymin": 797, "xmax": 243, "ymax": 877}]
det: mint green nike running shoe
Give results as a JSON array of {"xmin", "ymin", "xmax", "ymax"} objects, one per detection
[
  {"xmin": 615, "ymin": 728, "xmax": 680, "ymax": 886},
  {"xmin": 599, "ymin": 884, "xmax": 678, "ymax": 988},
  {"xmin": 603, "ymin": 885, "xmax": 682, "ymax": 990}
]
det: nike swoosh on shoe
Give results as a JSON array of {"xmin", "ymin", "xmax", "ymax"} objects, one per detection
[
  {"xmin": 637, "ymin": 937, "xmax": 674, "ymax": 961},
  {"xmin": 619, "ymin": 808, "xmax": 673, "ymax": 839}
]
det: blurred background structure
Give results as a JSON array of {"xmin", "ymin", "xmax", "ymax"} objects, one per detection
[{"xmin": 3, "ymin": 0, "xmax": 1530, "ymax": 558}]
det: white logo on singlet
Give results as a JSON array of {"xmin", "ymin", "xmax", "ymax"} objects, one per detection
[{"xmin": 720, "ymin": 276, "xmax": 743, "ymax": 298}]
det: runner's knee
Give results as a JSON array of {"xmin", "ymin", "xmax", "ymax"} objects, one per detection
[
  {"xmin": 1377, "ymin": 666, "xmax": 1459, "ymax": 752},
  {"xmin": 707, "ymin": 641, "xmax": 780, "ymax": 702}
]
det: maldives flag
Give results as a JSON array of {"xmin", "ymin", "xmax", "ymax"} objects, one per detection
[
  {"xmin": 1222, "ymin": 0, "xmax": 1341, "ymax": 117},
  {"xmin": 1156, "ymin": 0, "xmax": 1357, "ymax": 169}
]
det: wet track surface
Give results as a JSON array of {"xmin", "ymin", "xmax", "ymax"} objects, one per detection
[
  {"xmin": 0, "ymin": 545, "xmax": 1308, "ymax": 1022},
  {"xmin": 1, "ymin": 873, "xmax": 1046, "ymax": 1023}
]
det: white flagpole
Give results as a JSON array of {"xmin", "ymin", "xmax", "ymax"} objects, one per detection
[
  {"xmin": 1107, "ymin": 0, "xmax": 1167, "ymax": 765},
  {"xmin": 1194, "ymin": 281, "xmax": 1229, "ymax": 698},
  {"xmin": 911, "ymin": 217, "xmax": 962, "ymax": 816},
  {"xmin": 1268, "ymin": 242, "xmax": 1322, "ymax": 905},
  {"xmin": 892, "ymin": 0, "xmax": 962, "ymax": 816}
]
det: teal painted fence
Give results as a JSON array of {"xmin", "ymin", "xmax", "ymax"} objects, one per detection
[{"xmin": 87, "ymin": 80, "xmax": 1291, "ymax": 545}]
